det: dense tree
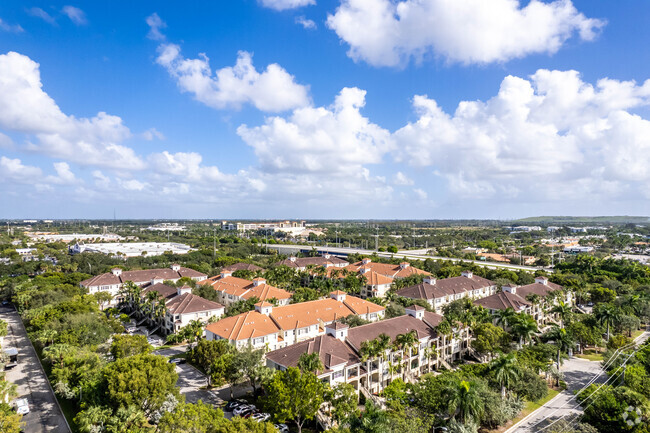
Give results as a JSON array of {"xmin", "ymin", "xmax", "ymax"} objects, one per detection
[
  {"xmin": 110, "ymin": 335, "xmax": 151, "ymax": 359},
  {"xmin": 297, "ymin": 352, "xmax": 324, "ymax": 374},
  {"xmin": 472, "ymin": 323, "xmax": 510, "ymax": 360},
  {"xmin": 489, "ymin": 353, "xmax": 520, "ymax": 398},
  {"xmin": 102, "ymin": 354, "xmax": 179, "ymax": 416},
  {"xmin": 157, "ymin": 401, "xmax": 225, "ymax": 433},
  {"xmin": 447, "ymin": 379, "xmax": 484, "ymax": 424},
  {"xmin": 263, "ymin": 367, "xmax": 325, "ymax": 433}
]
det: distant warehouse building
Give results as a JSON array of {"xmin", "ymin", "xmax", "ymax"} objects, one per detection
[{"xmin": 70, "ymin": 241, "xmax": 193, "ymax": 257}]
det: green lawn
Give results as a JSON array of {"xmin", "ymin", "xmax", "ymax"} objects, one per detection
[
  {"xmin": 631, "ymin": 329, "xmax": 644, "ymax": 340},
  {"xmin": 575, "ymin": 348, "xmax": 604, "ymax": 362}
]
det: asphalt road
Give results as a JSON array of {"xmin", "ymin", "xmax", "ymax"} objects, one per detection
[
  {"xmin": 1, "ymin": 306, "xmax": 70, "ymax": 433},
  {"xmin": 263, "ymin": 244, "xmax": 552, "ymax": 273},
  {"xmin": 508, "ymin": 330, "xmax": 650, "ymax": 433}
]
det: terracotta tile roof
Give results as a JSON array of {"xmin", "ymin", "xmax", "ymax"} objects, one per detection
[
  {"xmin": 203, "ymin": 276, "xmax": 291, "ymax": 301},
  {"xmin": 516, "ymin": 282, "xmax": 563, "ymax": 299},
  {"xmin": 342, "ymin": 296, "xmax": 385, "ymax": 315},
  {"xmin": 80, "ymin": 267, "xmax": 206, "ymax": 287},
  {"xmin": 166, "ymin": 293, "xmax": 224, "ymax": 316},
  {"xmin": 270, "ymin": 298, "xmax": 357, "ymax": 329},
  {"xmin": 206, "ymin": 310, "xmax": 280, "ymax": 340},
  {"xmin": 360, "ymin": 270, "xmax": 394, "ymax": 286},
  {"xmin": 473, "ymin": 291, "xmax": 530, "ymax": 311},
  {"xmin": 396, "ymin": 275, "xmax": 494, "ymax": 300},
  {"xmin": 346, "ymin": 315, "xmax": 437, "ymax": 351},
  {"xmin": 265, "ymin": 334, "xmax": 360, "ymax": 373},
  {"xmin": 349, "ymin": 261, "xmax": 430, "ymax": 279},
  {"xmin": 221, "ymin": 262, "xmax": 264, "ymax": 272}
]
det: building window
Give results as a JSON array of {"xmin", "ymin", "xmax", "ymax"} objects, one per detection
[{"xmin": 333, "ymin": 370, "xmax": 344, "ymax": 380}]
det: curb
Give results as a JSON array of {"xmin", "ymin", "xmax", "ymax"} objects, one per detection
[{"xmin": 503, "ymin": 390, "xmax": 567, "ymax": 433}]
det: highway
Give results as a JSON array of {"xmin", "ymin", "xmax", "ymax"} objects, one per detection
[{"xmin": 262, "ymin": 244, "xmax": 552, "ymax": 273}]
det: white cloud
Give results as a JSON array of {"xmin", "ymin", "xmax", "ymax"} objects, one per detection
[
  {"xmin": 146, "ymin": 13, "xmax": 166, "ymax": 41},
  {"xmin": 0, "ymin": 156, "xmax": 42, "ymax": 181},
  {"xmin": 27, "ymin": 7, "xmax": 56, "ymax": 25},
  {"xmin": 46, "ymin": 161, "xmax": 78, "ymax": 184},
  {"xmin": 327, "ymin": 0, "xmax": 605, "ymax": 67},
  {"xmin": 393, "ymin": 171, "xmax": 413, "ymax": 185},
  {"xmin": 295, "ymin": 16, "xmax": 317, "ymax": 29},
  {"xmin": 393, "ymin": 69, "xmax": 650, "ymax": 201},
  {"xmin": 259, "ymin": 0, "xmax": 316, "ymax": 11},
  {"xmin": 0, "ymin": 51, "xmax": 144, "ymax": 170},
  {"xmin": 413, "ymin": 188, "xmax": 427, "ymax": 200},
  {"xmin": 155, "ymin": 44, "xmax": 310, "ymax": 112},
  {"xmin": 62, "ymin": 6, "xmax": 87, "ymax": 25},
  {"xmin": 142, "ymin": 128, "xmax": 165, "ymax": 141},
  {"xmin": 0, "ymin": 18, "xmax": 24, "ymax": 33}
]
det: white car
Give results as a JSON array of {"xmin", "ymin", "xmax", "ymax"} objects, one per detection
[
  {"xmin": 15, "ymin": 398, "xmax": 29, "ymax": 415},
  {"xmin": 275, "ymin": 424, "xmax": 289, "ymax": 433},
  {"xmin": 233, "ymin": 404, "xmax": 255, "ymax": 416}
]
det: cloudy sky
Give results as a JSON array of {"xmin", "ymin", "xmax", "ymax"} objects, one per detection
[{"xmin": 0, "ymin": 0, "xmax": 649, "ymax": 219}]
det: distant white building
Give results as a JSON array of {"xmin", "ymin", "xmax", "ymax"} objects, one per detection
[
  {"xmin": 70, "ymin": 242, "xmax": 193, "ymax": 257},
  {"xmin": 146, "ymin": 223, "xmax": 186, "ymax": 232},
  {"xmin": 28, "ymin": 232, "xmax": 123, "ymax": 243},
  {"xmin": 221, "ymin": 220, "xmax": 306, "ymax": 232}
]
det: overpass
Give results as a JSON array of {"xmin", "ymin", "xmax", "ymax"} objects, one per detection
[{"xmin": 262, "ymin": 244, "xmax": 552, "ymax": 273}]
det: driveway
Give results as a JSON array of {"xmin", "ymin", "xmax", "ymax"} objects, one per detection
[
  {"xmin": 1, "ymin": 306, "xmax": 70, "ymax": 433},
  {"xmin": 508, "ymin": 330, "xmax": 650, "ymax": 433}
]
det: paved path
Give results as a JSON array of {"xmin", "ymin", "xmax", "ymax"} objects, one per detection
[
  {"xmin": 508, "ymin": 330, "xmax": 650, "ymax": 433},
  {"xmin": 1, "ymin": 306, "xmax": 70, "ymax": 433}
]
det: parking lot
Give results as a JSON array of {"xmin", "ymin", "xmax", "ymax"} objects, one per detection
[{"xmin": 1, "ymin": 305, "xmax": 70, "ymax": 433}]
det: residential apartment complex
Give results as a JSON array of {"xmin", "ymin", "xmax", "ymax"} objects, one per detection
[
  {"xmin": 79, "ymin": 264, "xmax": 207, "ymax": 298},
  {"xmin": 199, "ymin": 272, "xmax": 292, "ymax": 306},
  {"xmin": 265, "ymin": 305, "xmax": 471, "ymax": 395},
  {"xmin": 205, "ymin": 291, "xmax": 385, "ymax": 350},
  {"xmin": 396, "ymin": 271, "xmax": 497, "ymax": 312}
]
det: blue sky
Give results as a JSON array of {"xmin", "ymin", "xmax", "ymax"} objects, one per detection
[{"xmin": 0, "ymin": 0, "xmax": 649, "ymax": 219}]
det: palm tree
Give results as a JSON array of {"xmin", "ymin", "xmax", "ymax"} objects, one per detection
[
  {"xmin": 393, "ymin": 330, "xmax": 419, "ymax": 380},
  {"xmin": 448, "ymin": 379, "xmax": 484, "ymax": 424},
  {"xmin": 496, "ymin": 307, "xmax": 517, "ymax": 329},
  {"xmin": 490, "ymin": 353, "xmax": 520, "ymax": 398},
  {"xmin": 0, "ymin": 379, "xmax": 17, "ymax": 403},
  {"xmin": 511, "ymin": 314, "xmax": 538, "ymax": 347},
  {"xmin": 374, "ymin": 333, "xmax": 391, "ymax": 379},
  {"xmin": 594, "ymin": 303, "xmax": 621, "ymax": 341},
  {"xmin": 297, "ymin": 352, "xmax": 324, "ymax": 374},
  {"xmin": 543, "ymin": 325, "xmax": 574, "ymax": 385},
  {"xmin": 551, "ymin": 300, "xmax": 572, "ymax": 329},
  {"xmin": 360, "ymin": 339, "xmax": 378, "ymax": 391},
  {"xmin": 43, "ymin": 344, "xmax": 72, "ymax": 369}
]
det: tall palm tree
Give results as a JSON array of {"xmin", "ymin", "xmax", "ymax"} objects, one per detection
[
  {"xmin": 43, "ymin": 344, "xmax": 72, "ymax": 369},
  {"xmin": 551, "ymin": 300, "xmax": 572, "ymax": 329},
  {"xmin": 360, "ymin": 339, "xmax": 378, "ymax": 391},
  {"xmin": 543, "ymin": 325, "xmax": 574, "ymax": 385},
  {"xmin": 448, "ymin": 379, "xmax": 484, "ymax": 424},
  {"xmin": 511, "ymin": 314, "xmax": 539, "ymax": 347},
  {"xmin": 393, "ymin": 330, "xmax": 419, "ymax": 380},
  {"xmin": 490, "ymin": 353, "xmax": 520, "ymax": 398},
  {"xmin": 496, "ymin": 307, "xmax": 517, "ymax": 329},
  {"xmin": 594, "ymin": 303, "xmax": 621, "ymax": 341}
]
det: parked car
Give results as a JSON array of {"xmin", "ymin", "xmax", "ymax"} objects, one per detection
[
  {"xmin": 168, "ymin": 358, "xmax": 186, "ymax": 364},
  {"xmin": 275, "ymin": 424, "xmax": 289, "ymax": 433},
  {"xmin": 14, "ymin": 398, "xmax": 29, "ymax": 415},
  {"xmin": 243, "ymin": 409, "xmax": 259, "ymax": 418},
  {"xmin": 251, "ymin": 412, "xmax": 271, "ymax": 422},
  {"xmin": 224, "ymin": 399, "xmax": 248, "ymax": 412},
  {"xmin": 233, "ymin": 404, "xmax": 256, "ymax": 416}
]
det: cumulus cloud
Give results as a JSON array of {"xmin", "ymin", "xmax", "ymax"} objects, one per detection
[
  {"xmin": 27, "ymin": 7, "xmax": 56, "ymax": 25},
  {"xmin": 295, "ymin": 16, "xmax": 317, "ymax": 29},
  {"xmin": 0, "ymin": 51, "xmax": 143, "ymax": 169},
  {"xmin": 259, "ymin": 0, "xmax": 316, "ymax": 11},
  {"xmin": 146, "ymin": 13, "xmax": 166, "ymax": 40},
  {"xmin": 393, "ymin": 69, "xmax": 650, "ymax": 201},
  {"xmin": 0, "ymin": 18, "xmax": 24, "ymax": 33},
  {"xmin": 62, "ymin": 6, "xmax": 87, "ymax": 25},
  {"xmin": 155, "ymin": 44, "xmax": 310, "ymax": 112},
  {"xmin": 142, "ymin": 128, "xmax": 165, "ymax": 141},
  {"xmin": 327, "ymin": 0, "xmax": 605, "ymax": 67},
  {"xmin": 393, "ymin": 171, "xmax": 413, "ymax": 185},
  {"xmin": 0, "ymin": 156, "xmax": 43, "ymax": 181}
]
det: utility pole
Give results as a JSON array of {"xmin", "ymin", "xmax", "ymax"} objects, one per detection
[
  {"xmin": 375, "ymin": 227, "xmax": 379, "ymax": 251},
  {"xmin": 213, "ymin": 228, "xmax": 216, "ymax": 260}
]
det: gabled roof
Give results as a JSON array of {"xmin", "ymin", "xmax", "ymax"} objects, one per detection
[
  {"xmin": 473, "ymin": 291, "xmax": 530, "ymax": 311},
  {"xmin": 361, "ymin": 270, "xmax": 394, "ymax": 286},
  {"xmin": 270, "ymin": 298, "xmax": 357, "ymax": 329},
  {"xmin": 166, "ymin": 293, "xmax": 224, "ymax": 316},
  {"xmin": 80, "ymin": 267, "xmax": 207, "ymax": 287},
  {"xmin": 265, "ymin": 334, "xmax": 360, "ymax": 374},
  {"xmin": 348, "ymin": 261, "xmax": 431, "ymax": 279},
  {"xmin": 396, "ymin": 275, "xmax": 495, "ymax": 300},
  {"xmin": 141, "ymin": 283, "xmax": 178, "ymax": 300},
  {"xmin": 516, "ymin": 282, "xmax": 563, "ymax": 299},
  {"xmin": 205, "ymin": 310, "xmax": 280, "ymax": 341},
  {"xmin": 202, "ymin": 275, "xmax": 292, "ymax": 301},
  {"xmin": 346, "ymin": 315, "xmax": 437, "ymax": 351},
  {"xmin": 342, "ymin": 296, "xmax": 385, "ymax": 315},
  {"xmin": 276, "ymin": 255, "xmax": 350, "ymax": 269}
]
